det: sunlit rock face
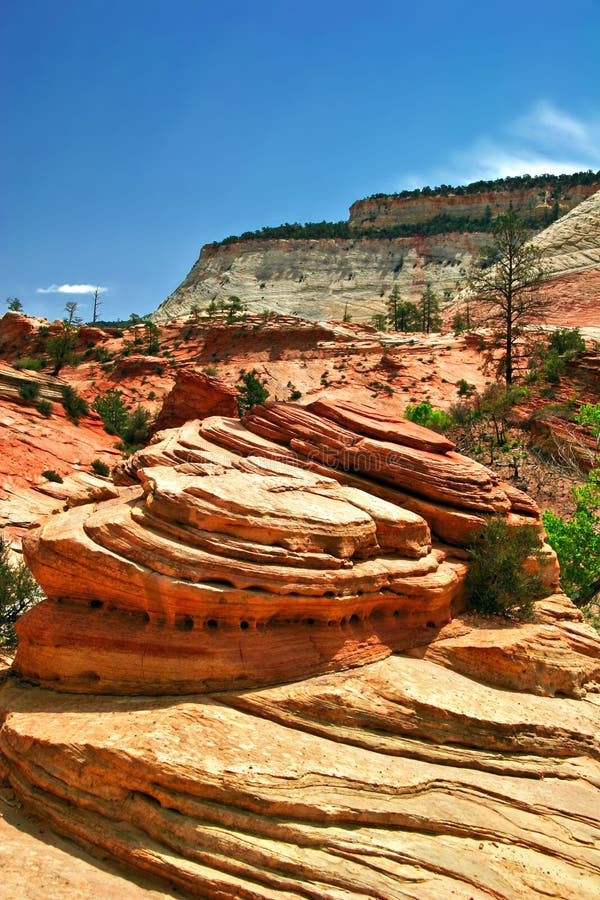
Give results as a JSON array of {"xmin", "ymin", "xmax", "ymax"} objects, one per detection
[
  {"xmin": 152, "ymin": 186, "xmax": 599, "ymax": 325},
  {"xmin": 16, "ymin": 399, "xmax": 555, "ymax": 695},
  {"xmin": 4, "ymin": 398, "xmax": 600, "ymax": 898}
]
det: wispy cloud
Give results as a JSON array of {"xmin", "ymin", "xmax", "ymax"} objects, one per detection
[
  {"xmin": 36, "ymin": 283, "xmax": 107, "ymax": 295},
  {"xmin": 399, "ymin": 102, "xmax": 600, "ymax": 189}
]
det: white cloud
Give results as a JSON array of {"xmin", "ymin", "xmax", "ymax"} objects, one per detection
[
  {"xmin": 399, "ymin": 102, "xmax": 600, "ymax": 189},
  {"xmin": 36, "ymin": 283, "xmax": 108, "ymax": 295}
]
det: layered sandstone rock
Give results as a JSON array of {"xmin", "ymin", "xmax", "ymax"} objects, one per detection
[
  {"xmin": 150, "ymin": 369, "xmax": 238, "ymax": 433},
  {"xmin": 349, "ymin": 183, "xmax": 599, "ymax": 231},
  {"xmin": 153, "ymin": 185, "xmax": 599, "ymax": 325},
  {"xmin": 15, "ymin": 400, "xmax": 560, "ymax": 695},
  {"xmin": 152, "ymin": 233, "xmax": 489, "ymax": 324},
  {"xmin": 3, "ymin": 399, "xmax": 600, "ymax": 897},
  {"xmin": 1, "ymin": 644, "xmax": 600, "ymax": 898},
  {"xmin": 529, "ymin": 189, "xmax": 600, "ymax": 279}
]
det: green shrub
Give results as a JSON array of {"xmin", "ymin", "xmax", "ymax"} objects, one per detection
[
  {"xmin": 466, "ymin": 516, "xmax": 545, "ymax": 619},
  {"xmin": 548, "ymin": 327, "xmax": 585, "ymax": 356},
  {"xmin": 0, "ymin": 539, "xmax": 43, "ymax": 647},
  {"xmin": 41, "ymin": 469, "xmax": 63, "ymax": 483},
  {"xmin": 91, "ymin": 459, "xmax": 110, "ymax": 477},
  {"xmin": 237, "ymin": 370, "xmax": 269, "ymax": 417},
  {"xmin": 60, "ymin": 385, "xmax": 88, "ymax": 424},
  {"xmin": 92, "ymin": 389, "xmax": 129, "ymax": 435},
  {"xmin": 457, "ymin": 378, "xmax": 476, "ymax": 397},
  {"xmin": 118, "ymin": 405, "xmax": 152, "ymax": 454},
  {"xmin": 404, "ymin": 401, "xmax": 452, "ymax": 432},
  {"xmin": 14, "ymin": 356, "xmax": 44, "ymax": 372},
  {"xmin": 93, "ymin": 346, "xmax": 112, "ymax": 363},
  {"xmin": 35, "ymin": 399, "xmax": 52, "ymax": 417},
  {"xmin": 543, "ymin": 469, "xmax": 600, "ymax": 605},
  {"xmin": 18, "ymin": 381, "xmax": 40, "ymax": 402}
]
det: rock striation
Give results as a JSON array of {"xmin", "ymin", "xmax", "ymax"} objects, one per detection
[
  {"xmin": 152, "ymin": 232, "xmax": 490, "ymax": 324},
  {"xmin": 153, "ymin": 183, "xmax": 599, "ymax": 324},
  {"xmin": 349, "ymin": 183, "xmax": 599, "ymax": 231},
  {"xmin": 2, "ymin": 399, "xmax": 600, "ymax": 897},
  {"xmin": 15, "ymin": 400, "xmax": 557, "ymax": 694},
  {"xmin": 2, "ymin": 614, "xmax": 600, "ymax": 897}
]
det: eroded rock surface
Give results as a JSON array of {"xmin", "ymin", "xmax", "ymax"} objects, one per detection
[
  {"xmin": 15, "ymin": 400, "xmax": 561, "ymax": 694},
  {"xmin": 1, "ymin": 648, "xmax": 599, "ymax": 898},
  {"xmin": 4, "ymin": 399, "xmax": 599, "ymax": 898}
]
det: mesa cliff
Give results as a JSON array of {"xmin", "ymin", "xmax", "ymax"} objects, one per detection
[{"xmin": 154, "ymin": 175, "xmax": 600, "ymax": 324}]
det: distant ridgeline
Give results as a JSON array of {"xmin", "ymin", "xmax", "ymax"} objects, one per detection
[{"xmin": 214, "ymin": 171, "xmax": 600, "ymax": 245}]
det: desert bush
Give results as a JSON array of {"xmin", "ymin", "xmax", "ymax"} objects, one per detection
[
  {"xmin": 14, "ymin": 356, "xmax": 44, "ymax": 372},
  {"xmin": 18, "ymin": 381, "xmax": 40, "ymax": 402},
  {"xmin": 60, "ymin": 385, "xmax": 88, "ymax": 424},
  {"xmin": 118, "ymin": 405, "xmax": 152, "ymax": 453},
  {"xmin": 457, "ymin": 378, "xmax": 476, "ymax": 397},
  {"xmin": 548, "ymin": 327, "xmax": 586, "ymax": 356},
  {"xmin": 41, "ymin": 469, "xmax": 63, "ymax": 483},
  {"xmin": 91, "ymin": 459, "xmax": 110, "ymax": 477},
  {"xmin": 0, "ymin": 539, "xmax": 43, "ymax": 647},
  {"xmin": 237, "ymin": 370, "xmax": 269, "ymax": 417},
  {"xmin": 466, "ymin": 516, "xmax": 544, "ymax": 619},
  {"xmin": 543, "ymin": 469, "xmax": 600, "ymax": 605},
  {"xmin": 404, "ymin": 401, "xmax": 451, "ymax": 432},
  {"xmin": 92, "ymin": 389, "xmax": 129, "ymax": 435},
  {"xmin": 35, "ymin": 399, "xmax": 52, "ymax": 417}
]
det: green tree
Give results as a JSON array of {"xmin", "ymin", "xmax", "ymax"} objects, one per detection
[
  {"xmin": 46, "ymin": 324, "xmax": 78, "ymax": 375},
  {"xmin": 144, "ymin": 321, "xmax": 160, "ymax": 354},
  {"xmin": 386, "ymin": 286, "xmax": 420, "ymax": 331},
  {"xmin": 467, "ymin": 208, "xmax": 549, "ymax": 385},
  {"xmin": 419, "ymin": 286, "xmax": 442, "ymax": 333},
  {"xmin": 404, "ymin": 401, "xmax": 452, "ymax": 433},
  {"xmin": 466, "ymin": 516, "xmax": 545, "ymax": 619},
  {"xmin": 92, "ymin": 389, "xmax": 130, "ymax": 435},
  {"xmin": 6, "ymin": 297, "xmax": 23, "ymax": 312},
  {"xmin": 543, "ymin": 469, "xmax": 600, "ymax": 605},
  {"xmin": 237, "ymin": 369, "xmax": 269, "ymax": 417},
  {"xmin": 60, "ymin": 385, "xmax": 88, "ymax": 424},
  {"xmin": 119, "ymin": 405, "xmax": 152, "ymax": 453},
  {"xmin": 576, "ymin": 403, "xmax": 600, "ymax": 452},
  {"xmin": 1, "ymin": 539, "xmax": 43, "ymax": 646},
  {"xmin": 225, "ymin": 295, "xmax": 245, "ymax": 323},
  {"xmin": 46, "ymin": 301, "xmax": 83, "ymax": 375}
]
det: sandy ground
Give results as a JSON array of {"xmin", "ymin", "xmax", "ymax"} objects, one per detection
[{"xmin": 0, "ymin": 783, "xmax": 180, "ymax": 899}]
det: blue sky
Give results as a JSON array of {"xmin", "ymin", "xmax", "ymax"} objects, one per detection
[{"xmin": 2, "ymin": 0, "xmax": 599, "ymax": 322}]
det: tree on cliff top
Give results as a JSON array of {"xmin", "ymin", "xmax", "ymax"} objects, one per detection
[{"xmin": 468, "ymin": 208, "xmax": 549, "ymax": 386}]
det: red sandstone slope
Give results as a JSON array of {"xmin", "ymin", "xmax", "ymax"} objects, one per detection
[{"xmin": 1, "ymin": 305, "xmax": 598, "ymax": 545}]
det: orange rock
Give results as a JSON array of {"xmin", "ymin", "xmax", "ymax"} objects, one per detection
[
  {"xmin": 151, "ymin": 369, "xmax": 238, "ymax": 434},
  {"xmin": 406, "ymin": 595, "xmax": 600, "ymax": 698}
]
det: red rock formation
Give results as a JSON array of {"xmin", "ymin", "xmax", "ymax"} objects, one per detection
[
  {"xmin": 151, "ymin": 368, "xmax": 238, "ymax": 433},
  {"xmin": 15, "ymin": 400, "xmax": 561, "ymax": 695},
  {"xmin": 1, "ymin": 635, "xmax": 600, "ymax": 897},
  {"xmin": 3, "ymin": 398, "xmax": 600, "ymax": 898}
]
